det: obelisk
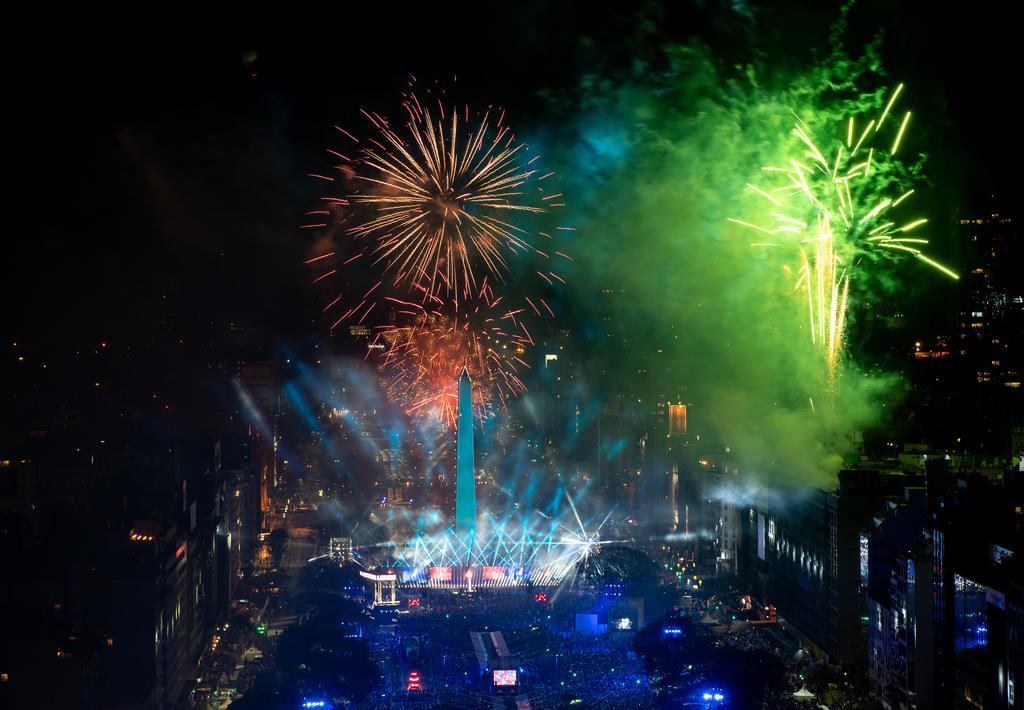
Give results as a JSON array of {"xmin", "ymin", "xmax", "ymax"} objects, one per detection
[{"xmin": 455, "ymin": 366, "xmax": 476, "ymax": 540}]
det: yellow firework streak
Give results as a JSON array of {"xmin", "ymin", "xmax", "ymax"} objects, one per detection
[
  {"xmin": 732, "ymin": 84, "xmax": 958, "ymax": 380},
  {"xmin": 344, "ymin": 96, "xmax": 555, "ymax": 303}
]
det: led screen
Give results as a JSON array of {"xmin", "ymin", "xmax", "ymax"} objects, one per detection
[
  {"xmin": 429, "ymin": 566, "xmax": 452, "ymax": 582},
  {"xmin": 401, "ymin": 568, "xmax": 427, "ymax": 583},
  {"xmin": 493, "ymin": 670, "xmax": 517, "ymax": 686}
]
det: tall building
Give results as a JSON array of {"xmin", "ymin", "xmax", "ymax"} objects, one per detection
[
  {"xmin": 95, "ymin": 521, "xmax": 193, "ymax": 710},
  {"xmin": 455, "ymin": 367, "xmax": 476, "ymax": 540},
  {"xmin": 862, "ymin": 488, "xmax": 933, "ymax": 708},
  {"xmin": 238, "ymin": 360, "xmax": 279, "ymax": 528},
  {"xmin": 955, "ymin": 197, "xmax": 1023, "ymax": 454},
  {"xmin": 738, "ymin": 469, "xmax": 924, "ymax": 665},
  {"xmin": 678, "ymin": 456, "xmax": 740, "ymax": 576},
  {"xmin": 667, "ymin": 403, "xmax": 687, "ymax": 437},
  {"xmin": 717, "ymin": 469, "xmax": 742, "ymax": 574},
  {"xmin": 929, "ymin": 461, "xmax": 1024, "ymax": 709}
]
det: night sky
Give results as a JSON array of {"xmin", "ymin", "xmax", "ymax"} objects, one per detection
[{"xmin": 6, "ymin": 1, "xmax": 1021, "ymax": 358}]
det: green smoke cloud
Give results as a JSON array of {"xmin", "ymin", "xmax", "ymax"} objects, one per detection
[{"xmin": 543, "ymin": 17, "xmax": 931, "ymax": 486}]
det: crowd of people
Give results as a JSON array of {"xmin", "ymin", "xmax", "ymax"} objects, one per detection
[
  {"xmin": 202, "ymin": 549, "xmax": 817, "ymax": 709},
  {"xmin": 519, "ymin": 631, "xmax": 653, "ymax": 708}
]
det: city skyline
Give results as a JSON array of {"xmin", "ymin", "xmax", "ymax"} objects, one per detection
[{"xmin": 3, "ymin": 3, "xmax": 1023, "ymax": 710}]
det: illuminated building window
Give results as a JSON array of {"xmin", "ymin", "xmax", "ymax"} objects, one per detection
[
  {"xmin": 953, "ymin": 574, "xmax": 988, "ymax": 652},
  {"xmin": 667, "ymin": 404, "xmax": 687, "ymax": 436}
]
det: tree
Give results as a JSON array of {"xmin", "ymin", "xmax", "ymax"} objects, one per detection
[
  {"xmin": 584, "ymin": 545, "xmax": 660, "ymax": 589},
  {"xmin": 229, "ymin": 671, "xmax": 294, "ymax": 710},
  {"xmin": 273, "ymin": 619, "xmax": 382, "ymax": 702}
]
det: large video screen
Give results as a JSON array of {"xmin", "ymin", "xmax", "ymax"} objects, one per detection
[
  {"xmin": 492, "ymin": 669, "xmax": 517, "ymax": 686},
  {"xmin": 401, "ymin": 568, "xmax": 427, "ymax": 584},
  {"xmin": 429, "ymin": 566, "xmax": 452, "ymax": 582}
]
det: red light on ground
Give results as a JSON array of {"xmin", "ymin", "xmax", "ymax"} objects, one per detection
[
  {"xmin": 534, "ymin": 592, "xmax": 548, "ymax": 603},
  {"xmin": 408, "ymin": 598, "xmax": 421, "ymax": 607}
]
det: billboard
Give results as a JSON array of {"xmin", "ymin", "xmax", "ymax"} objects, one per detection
[{"xmin": 492, "ymin": 670, "xmax": 518, "ymax": 687}]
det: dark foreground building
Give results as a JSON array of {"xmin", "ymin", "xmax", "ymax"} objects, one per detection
[
  {"xmin": 738, "ymin": 460, "xmax": 1024, "ymax": 709},
  {"xmin": 738, "ymin": 469, "xmax": 924, "ymax": 665}
]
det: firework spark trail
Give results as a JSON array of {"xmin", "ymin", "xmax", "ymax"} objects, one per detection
[
  {"xmin": 320, "ymin": 89, "xmax": 567, "ymax": 306},
  {"xmin": 304, "ymin": 85, "xmax": 571, "ymax": 423},
  {"xmin": 729, "ymin": 83, "xmax": 958, "ymax": 380},
  {"xmin": 373, "ymin": 281, "xmax": 532, "ymax": 428}
]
